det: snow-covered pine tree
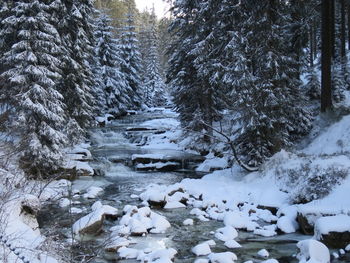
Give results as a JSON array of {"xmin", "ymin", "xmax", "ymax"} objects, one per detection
[
  {"xmin": 167, "ymin": 0, "xmax": 228, "ymax": 145},
  {"xmin": 57, "ymin": 0, "xmax": 96, "ymax": 141},
  {"xmin": 94, "ymin": 11, "xmax": 130, "ymax": 116},
  {"xmin": 228, "ymin": 1, "xmax": 312, "ymax": 165},
  {"xmin": 0, "ymin": 0, "xmax": 67, "ymax": 176},
  {"xmin": 143, "ymin": 10, "xmax": 167, "ymax": 107},
  {"xmin": 119, "ymin": 10, "xmax": 143, "ymax": 109}
]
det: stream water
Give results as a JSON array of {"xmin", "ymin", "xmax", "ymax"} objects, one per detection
[{"xmin": 38, "ymin": 109, "xmax": 350, "ymax": 263}]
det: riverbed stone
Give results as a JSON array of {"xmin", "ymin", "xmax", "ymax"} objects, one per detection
[
  {"xmin": 319, "ymin": 231, "xmax": 350, "ymax": 248},
  {"xmin": 297, "ymin": 212, "xmax": 315, "ymax": 235}
]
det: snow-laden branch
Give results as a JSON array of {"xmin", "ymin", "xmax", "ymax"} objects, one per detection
[{"xmin": 200, "ymin": 121, "xmax": 259, "ymax": 173}]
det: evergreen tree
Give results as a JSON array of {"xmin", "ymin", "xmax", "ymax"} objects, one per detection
[
  {"xmin": 94, "ymin": 11, "xmax": 130, "ymax": 116},
  {"xmin": 0, "ymin": 0, "xmax": 67, "ymax": 175},
  {"xmin": 119, "ymin": 10, "xmax": 143, "ymax": 109},
  {"xmin": 168, "ymin": 0, "xmax": 228, "ymax": 145},
  {"xmin": 58, "ymin": 0, "xmax": 96, "ymax": 141},
  {"xmin": 143, "ymin": 10, "xmax": 167, "ymax": 107},
  {"xmin": 229, "ymin": 1, "xmax": 312, "ymax": 165}
]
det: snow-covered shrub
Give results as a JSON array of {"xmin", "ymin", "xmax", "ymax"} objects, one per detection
[{"xmin": 276, "ymin": 160, "xmax": 348, "ymax": 204}]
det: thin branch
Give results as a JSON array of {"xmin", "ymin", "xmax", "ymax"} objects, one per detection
[{"xmin": 200, "ymin": 121, "xmax": 259, "ymax": 172}]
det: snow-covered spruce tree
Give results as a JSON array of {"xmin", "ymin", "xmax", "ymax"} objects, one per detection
[
  {"xmin": 0, "ymin": 0, "xmax": 67, "ymax": 176},
  {"xmin": 56, "ymin": 0, "xmax": 96, "ymax": 142},
  {"xmin": 94, "ymin": 11, "xmax": 130, "ymax": 116},
  {"xmin": 143, "ymin": 12, "xmax": 167, "ymax": 107},
  {"xmin": 228, "ymin": 1, "xmax": 312, "ymax": 166},
  {"xmin": 119, "ymin": 11, "xmax": 143, "ymax": 109},
  {"xmin": 167, "ymin": 0, "xmax": 228, "ymax": 145}
]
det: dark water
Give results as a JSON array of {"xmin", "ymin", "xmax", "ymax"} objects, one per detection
[{"xmin": 38, "ymin": 109, "xmax": 349, "ymax": 263}]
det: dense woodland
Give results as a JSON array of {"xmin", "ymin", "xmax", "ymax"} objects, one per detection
[{"xmin": 0, "ymin": 0, "xmax": 349, "ymax": 177}]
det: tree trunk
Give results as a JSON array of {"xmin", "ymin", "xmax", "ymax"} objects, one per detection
[
  {"xmin": 331, "ymin": 0, "xmax": 336, "ymax": 58},
  {"xmin": 341, "ymin": 0, "xmax": 347, "ymax": 60},
  {"xmin": 310, "ymin": 23, "xmax": 314, "ymax": 67},
  {"xmin": 321, "ymin": 0, "xmax": 333, "ymax": 112}
]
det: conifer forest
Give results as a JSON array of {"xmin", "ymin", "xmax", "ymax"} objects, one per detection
[{"xmin": 0, "ymin": 1, "xmax": 350, "ymax": 263}]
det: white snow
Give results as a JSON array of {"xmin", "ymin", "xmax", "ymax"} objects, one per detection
[
  {"xmin": 208, "ymin": 252, "xmax": 238, "ymax": 263},
  {"xmin": 314, "ymin": 215, "xmax": 350, "ymax": 240},
  {"xmin": 83, "ymin": 186, "xmax": 104, "ymax": 199},
  {"xmin": 192, "ymin": 242, "xmax": 212, "ymax": 256},
  {"xmin": 183, "ymin": 218, "xmax": 194, "ymax": 226},
  {"xmin": 164, "ymin": 201, "xmax": 186, "ymax": 209},
  {"xmin": 196, "ymin": 153, "xmax": 228, "ymax": 172},
  {"xmin": 257, "ymin": 249, "xmax": 269, "ymax": 258},
  {"xmin": 224, "ymin": 239, "xmax": 241, "ymax": 248},
  {"xmin": 303, "ymin": 115, "xmax": 350, "ymax": 155},
  {"xmin": 345, "ymin": 244, "xmax": 350, "ymax": 251},
  {"xmin": 297, "ymin": 239, "xmax": 330, "ymax": 263},
  {"xmin": 215, "ymin": 226, "xmax": 238, "ymax": 242}
]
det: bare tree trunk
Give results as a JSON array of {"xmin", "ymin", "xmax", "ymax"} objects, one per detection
[{"xmin": 321, "ymin": 0, "xmax": 333, "ymax": 112}]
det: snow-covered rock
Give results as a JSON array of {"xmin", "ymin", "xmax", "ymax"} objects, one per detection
[
  {"xmin": 297, "ymin": 239, "xmax": 330, "ymax": 263},
  {"xmin": 257, "ymin": 249, "xmax": 269, "ymax": 258},
  {"xmin": 192, "ymin": 242, "xmax": 211, "ymax": 256},
  {"xmin": 183, "ymin": 218, "xmax": 194, "ymax": 226},
  {"xmin": 314, "ymin": 215, "xmax": 350, "ymax": 248},
  {"xmin": 83, "ymin": 186, "xmax": 104, "ymax": 199},
  {"xmin": 224, "ymin": 239, "xmax": 241, "ymax": 248},
  {"xmin": 73, "ymin": 204, "xmax": 118, "ymax": 237},
  {"xmin": 208, "ymin": 252, "xmax": 237, "ymax": 263},
  {"xmin": 215, "ymin": 226, "xmax": 238, "ymax": 242}
]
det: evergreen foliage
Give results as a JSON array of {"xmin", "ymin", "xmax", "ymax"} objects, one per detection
[
  {"xmin": 119, "ymin": 11, "xmax": 143, "ymax": 109},
  {"xmin": 0, "ymin": 0, "xmax": 67, "ymax": 175},
  {"xmin": 94, "ymin": 11, "xmax": 130, "ymax": 116}
]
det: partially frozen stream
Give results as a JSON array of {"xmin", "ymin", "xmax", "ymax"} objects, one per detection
[{"xmin": 38, "ymin": 109, "xmax": 349, "ymax": 263}]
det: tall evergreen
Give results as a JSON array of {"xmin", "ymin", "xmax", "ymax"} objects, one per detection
[
  {"xmin": 119, "ymin": 10, "xmax": 143, "ymax": 109},
  {"xmin": 0, "ymin": 0, "xmax": 67, "ymax": 175},
  {"xmin": 143, "ymin": 10, "xmax": 167, "ymax": 107},
  {"xmin": 58, "ymin": 0, "xmax": 96, "ymax": 141},
  {"xmin": 94, "ymin": 11, "xmax": 130, "ymax": 116},
  {"xmin": 168, "ymin": 0, "xmax": 228, "ymax": 145}
]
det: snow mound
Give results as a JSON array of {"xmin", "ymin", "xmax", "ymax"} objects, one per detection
[
  {"xmin": 208, "ymin": 252, "xmax": 237, "ymax": 263},
  {"xmin": 297, "ymin": 239, "xmax": 330, "ymax": 263},
  {"xmin": 303, "ymin": 115, "xmax": 350, "ymax": 155}
]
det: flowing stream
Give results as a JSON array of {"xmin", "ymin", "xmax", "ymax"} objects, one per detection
[{"xmin": 38, "ymin": 109, "xmax": 350, "ymax": 263}]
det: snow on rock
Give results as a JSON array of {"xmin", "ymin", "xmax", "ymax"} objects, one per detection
[
  {"xmin": 223, "ymin": 210, "xmax": 259, "ymax": 231},
  {"xmin": 59, "ymin": 198, "xmax": 70, "ymax": 208},
  {"xmin": 105, "ymin": 237, "xmax": 131, "ymax": 252},
  {"xmin": 183, "ymin": 218, "xmax": 194, "ymax": 226},
  {"xmin": 208, "ymin": 252, "xmax": 238, "ymax": 263},
  {"xmin": 73, "ymin": 203, "xmax": 118, "ymax": 237},
  {"xmin": 297, "ymin": 239, "xmax": 330, "ymax": 263},
  {"xmin": 194, "ymin": 259, "xmax": 210, "ymax": 263},
  {"xmin": 345, "ymin": 244, "xmax": 350, "ymax": 251},
  {"xmin": 140, "ymin": 248, "xmax": 177, "ymax": 262},
  {"xmin": 314, "ymin": 215, "xmax": 350, "ymax": 248},
  {"xmin": 164, "ymin": 201, "xmax": 186, "ymax": 209},
  {"xmin": 83, "ymin": 186, "xmax": 104, "ymax": 199},
  {"xmin": 192, "ymin": 242, "xmax": 212, "ymax": 256},
  {"xmin": 117, "ymin": 205, "xmax": 171, "ymax": 236},
  {"xmin": 224, "ymin": 239, "xmax": 241, "ymax": 248},
  {"xmin": 314, "ymin": 215, "xmax": 350, "ymax": 239},
  {"xmin": 118, "ymin": 247, "xmax": 140, "ymax": 259},
  {"xmin": 261, "ymin": 260, "xmax": 279, "ymax": 263},
  {"xmin": 254, "ymin": 225, "xmax": 277, "ymax": 237},
  {"xmin": 196, "ymin": 153, "xmax": 228, "ymax": 172},
  {"xmin": 257, "ymin": 249, "xmax": 269, "ymax": 258},
  {"xmin": 215, "ymin": 226, "xmax": 238, "ymax": 242}
]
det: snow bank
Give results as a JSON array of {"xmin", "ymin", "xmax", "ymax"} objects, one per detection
[{"xmin": 303, "ymin": 115, "xmax": 350, "ymax": 155}]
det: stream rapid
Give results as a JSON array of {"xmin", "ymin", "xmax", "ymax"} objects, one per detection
[{"xmin": 38, "ymin": 109, "xmax": 349, "ymax": 263}]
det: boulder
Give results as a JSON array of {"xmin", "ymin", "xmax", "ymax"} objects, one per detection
[{"xmin": 314, "ymin": 215, "xmax": 350, "ymax": 248}]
